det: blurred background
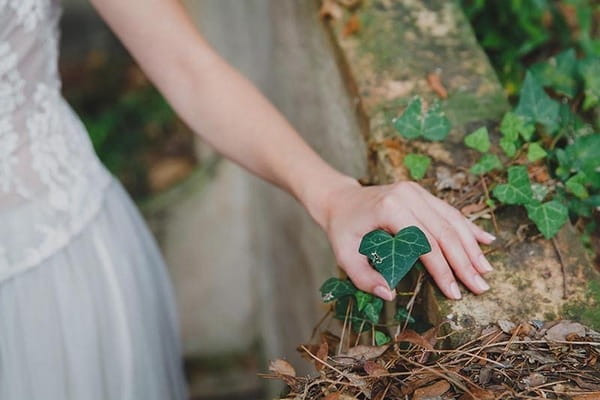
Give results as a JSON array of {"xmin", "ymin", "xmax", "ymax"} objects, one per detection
[{"xmin": 58, "ymin": 1, "xmax": 599, "ymax": 399}]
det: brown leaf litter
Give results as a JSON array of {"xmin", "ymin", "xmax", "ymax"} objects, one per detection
[{"xmin": 263, "ymin": 320, "xmax": 600, "ymax": 399}]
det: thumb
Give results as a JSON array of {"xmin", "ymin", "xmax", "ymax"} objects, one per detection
[{"xmin": 339, "ymin": 251, "xmax": 395, "ymax": 301}]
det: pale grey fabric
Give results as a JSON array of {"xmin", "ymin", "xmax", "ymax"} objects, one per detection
[{"xmin": 0, "ymin": 1, "xmax": 188, "ymax": 399}]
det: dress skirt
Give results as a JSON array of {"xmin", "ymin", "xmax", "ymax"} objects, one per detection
[{"xmin": 0, "ymin": 178, "xmax": 188, "ymax": 400}]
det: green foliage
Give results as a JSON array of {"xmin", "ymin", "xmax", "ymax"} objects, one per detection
[
  {"xmin": 525, "ymin": 200, "xmax": 569, "ymax": 239},
  {"xmin": 394, "ymin": 308, "xmax": 415, "ymax": 324},
  {"xmin": 358, "ymin": 226, "xmax": 432, "ymax": 289},
  {"xmin": 321, "ymin": 227, "xmax": 430, "ymax": 336},
  {"xmin": 527, "ymin": 142, "xmax": 547, "ymax": 162},
  {"xmin": 470, "ymin": 154, "xmax": 502, "ymax": 175},
  {"xmin": 374, "ymin": 331, "xmax": 391, "ymax": 346},
  {"xmin": 492, "ymin": 166, "xmax": 533, "ymax": 205},
  {"xmin": 460, "ymin": 0, "xmax": 600, "ymax": 95},
  {"xmin": 579, "ymin": 56, "xmax": 600, "ymax": 110},
  {"xmin": 515, "ymin": 72, "xmax": 561, "ymax": 133},
  {"xmin": 320, "ymin": 278, "xmax": 356, "ymax": 303},
  {"xmin": 464, "ymin": 127, "xmax": 491, "ymax": 153},
  {"xmin": 403, "ymin": 154, "xmax": 431, "ymax": 180},
  {"xmin": 530, "ymin": 48, "xmax": 579, "ymax": 97},
  {"xmin": 393, "ymin": 97, "xmax": 451, "ymax": 141}
]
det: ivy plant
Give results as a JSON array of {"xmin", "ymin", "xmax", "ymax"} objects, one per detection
[{"xmin": 320, "ymin": 226, "xmax": 431, "ymax": 337}]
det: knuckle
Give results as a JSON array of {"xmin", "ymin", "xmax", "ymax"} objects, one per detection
[{"xmin": 376, "ymin": 193, "xmax": 398, "ymax": 213}]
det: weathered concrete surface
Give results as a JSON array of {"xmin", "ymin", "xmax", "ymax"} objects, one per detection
[{"xmin": 324, "ymin": 0, "xmax": 600, "ymax": 336}]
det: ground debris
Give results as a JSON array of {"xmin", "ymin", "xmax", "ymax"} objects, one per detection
[{"xmin": 265, "ymin": 320, "xmax": 600, "ymax": 399}]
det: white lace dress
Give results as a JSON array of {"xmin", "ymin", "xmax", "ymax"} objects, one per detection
[{"xmin": 0, "ymin": 1, "xmax": 187, "ymax": 399}]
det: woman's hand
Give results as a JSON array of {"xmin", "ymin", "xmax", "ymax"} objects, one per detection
[{"xmin": 313, "ymin": 178, "xmax": 496, "ymax": 301}]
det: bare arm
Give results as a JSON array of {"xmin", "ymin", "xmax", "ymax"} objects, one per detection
[{"xmin": 90, "ymin": 0, "xmax": 496, "ymax": 300}]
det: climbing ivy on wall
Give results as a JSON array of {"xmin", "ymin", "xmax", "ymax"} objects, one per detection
[{"xmin": 393, "ymin": 49, "xmax": 600, "ymax": 240}]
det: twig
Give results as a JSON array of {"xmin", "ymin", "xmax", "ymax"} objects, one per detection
[
  {"xmin": 552, "ymin": 236, "xmax": 568, "ymax": 299},
  {"xmin": 480, "ymin": 176, "xmax": 499, "ymax": 235}
]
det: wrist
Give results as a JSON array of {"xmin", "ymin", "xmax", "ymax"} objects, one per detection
[{"xmin": 298, "ymin": 171, "xmax": 360, "ymax": 231}]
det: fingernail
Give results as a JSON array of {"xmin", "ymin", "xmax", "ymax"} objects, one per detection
[
  {"xmin": 374, "ymin": 286, "xmax": 393, "ymax": 301},
  {"xmin": 484, "ymin": 232, "xmax": 496, "ymax": 242},
  {"xmin": 449, "ymin": 282, "xmax": 461, "ymax": 300},
  {"xmin": 479, "ymin": 254, "xmax": 494, "ymax": 272},
  {"xmin": 474, "ymin": 275, "xmax": 490, "ymax": 292}
]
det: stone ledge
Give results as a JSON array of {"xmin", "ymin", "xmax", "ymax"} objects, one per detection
[{"xmin": 322, "ymin": 0, "xmax": 600, "ymax": 333}]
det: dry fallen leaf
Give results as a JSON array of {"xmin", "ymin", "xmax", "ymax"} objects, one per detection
[
  {"xmin": 435, "ymin": 166, "xmax": 466, "ymax": 191},
  {"xmin": 498, "ymin": 320, "xmax": 516, "ymax": 334},
  {"xmin": 319, "ymin": 0, "xmax": 343, "ymax": 20},
  {"xmin": 269, "ymin": 359, "xmax": 296, "ymax": 377},
  {"xmin": 342, "ymin": 15, "xmax": 361, "ymax": 37},
  {"xmin": 344, "ymin": 344, "xmax": 389, "ymax": 360},
  {"xmin": 522, "ymin": 372, "xmax": 547, "ymax": 388},
  {"xmin": 413, "ymin": 379, "xmax": 451, "ymax": 399},
  {"xmin": 315, "ymin": 342, "xmax": 329, "ymax": 371},
  {"xmin": 427, "ymin": 72, "xmax": 448, "ymax": 99},
  {"xmin": 571, "ymin": 394, "xmax": 600, "ymax": 400},
  {"xmin": 363, "ymin": 360, "xmax": 387, "ymax": 376},
  {"xmin": 395, "ymin": 329, "xmax": 435, "ymax": 350},
  {"xmin": 545, "ymin": 321, "xmax": 586, "ymax": 342}
]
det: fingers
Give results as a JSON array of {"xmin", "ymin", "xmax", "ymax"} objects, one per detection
[
  {"xmin": 412, "ymin": 185, "xmax": 495, "ymax": 274},
  {"xmin": 412, "ymin": 206, "xmax": 490, "ymax": 295},
  {"xmin": 466, "ymin": 218, "xmax": 496, "ymax": 244},
  {"xmin": 335, "ymin": 237, "xmax": 395, "ymax": 301}
]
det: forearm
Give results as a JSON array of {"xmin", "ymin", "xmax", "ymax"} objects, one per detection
[
  {"xmin": 158, "ymin": 51, "xmax": 358, "ymax": 227},
  {"xmin": 90, "ymin": 0, "xmax": 355, "ymax": 227}
]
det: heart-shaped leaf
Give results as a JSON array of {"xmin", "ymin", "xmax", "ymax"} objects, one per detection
[
  {"xmin": 320, "ymin": 278, "xmax": 356, "ymax": 303},
  {"xmin": 470, "ymin": 154, "xmax": 502, "ymax": 176},
  {"xmin": 354, "ymin": 290, "xmax": 374, "ymax": 312},
  {"xmin": 363, "ymin": 298, "xmax": 383, "ymax": 324},
  {"xmin": 500, "ymin": 112, "xmax": 535, "ymax": 141},
  {"xmin": 422, "ymin": 100, "xmax": 451, "ymax": 141},
  {"xmin": 515, "ymin": 72, "xmax": 560, "ymax": 133},
  {"xmin": 374, "ymin": 331, "xmax": 391, "ymax": 346},
  {"xmin": 393, "ymin": 97, "xmax": 422, "ymax": 139},
  {"xmin": 403, "ymin": 153, "xmax": 431, "ymax": 180},
  {"xmin": 527, "ymin": 142, "xmax": 547, "ymax": 162},
  {"xmin": 392, "ymin": 97, "xmax": 450, "ymax": 141},
  {"xmin": 493, "ymin": 166, "xmax": 533, "ymax": 205},
  {"xmin": 530, "ymin": 48, "xmax": 578, "ymax": 97},
  {"xmin": 359, "ymin": 226, "xmax": 431, "ymax": 289},
  {"xmin": 464, "ymin": 126, "xmax": 491, "ymax": 153},
  {"xmin": 525, "ymin": 200, "xmax": 569, "ymax": 239}
]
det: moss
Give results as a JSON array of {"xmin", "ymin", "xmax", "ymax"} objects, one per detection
[
  {"xmin": 562, "ymin": 280, "xmax": 600, "ymax": 330},
  {"xmin": 443, "ymin": 91, "xmax": 508, "ymax": 128}
]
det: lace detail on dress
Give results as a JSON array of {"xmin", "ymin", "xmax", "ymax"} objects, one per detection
[{"xmin": 0, "ymin": 0, "xmax": 114, "ymax": 279}]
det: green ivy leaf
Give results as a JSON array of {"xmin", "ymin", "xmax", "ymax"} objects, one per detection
[
  {"xmin": 392, "ymin": 97, "xmax": 450, "ymax": 141},
  {"xmin": 320, "ymin": 278, "xmax": 356, "ymax": 303},
  {"xmin": 464, "ymin": 126, "xmax": 491, "ymax": 153},
  {"xmin": 354, "ymin": 290, "xmax": 374, "ymax": 312},
  {"xmin": 493, "ymin": 165, "xmax": 533, "ymax": 205},
  {"xmin": 500, "ymin": 137, "xmax": 518, "ymax": 157},
  {"xmin": 565, "ymin": 134, "xmax": 600, "ymax": 189},
  {"xmin": 579, "ymin": 56, "xmax": 600, "ymax": 111},
  {"xmin": 527, "ymin": 142, "xmax": 547, "ymax": 162},
  {"xmin": 525, "ymin": 200, "xmax": 569, "ymax": 239},
  {"xmin": 359, "ymin": 226, "xmax": 431, "ymax": 289},
  {"xmin": 422, "ymin": 101, "xmax": 451, "ymax": 141},
  {"xmin": 393, "ymin": 97, "xmax": 422, "ymax": 139},
  {"xmin": 500, "ymin": 112, "xmax": 535, "ymax": 142},
  {"xmin": 403, "ymin": 153, "xmax": 431, "ymax": 180},
  {"xmin": 470, "ymin": 154, "xmax": 502, "ymax": 175},
  {"xmin": 530, "ymin": 48, "xmax": 578, "ymax": 97},
  {"xmin": 566, "ymin": 172, "xmax": 590, "ymax": 200},
  {"xmin": 515, "ymin": 71, "xmax": 560, "ymax": 133},
  {"xmin": 363, "ymin": 298, "xmax": 383, "ymax": 324},
  {"xmin": 374, "ymin": 331, "xmax": 391, "ymax": 346},
  {"xmin": 394, "ymin": 308, "xmax": 415, "ymax": 324}
]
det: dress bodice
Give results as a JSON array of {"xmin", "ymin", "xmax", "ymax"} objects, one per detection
[{"xmin": 0, "ymin": 0, "xmax": 112, "ymax": 279}]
